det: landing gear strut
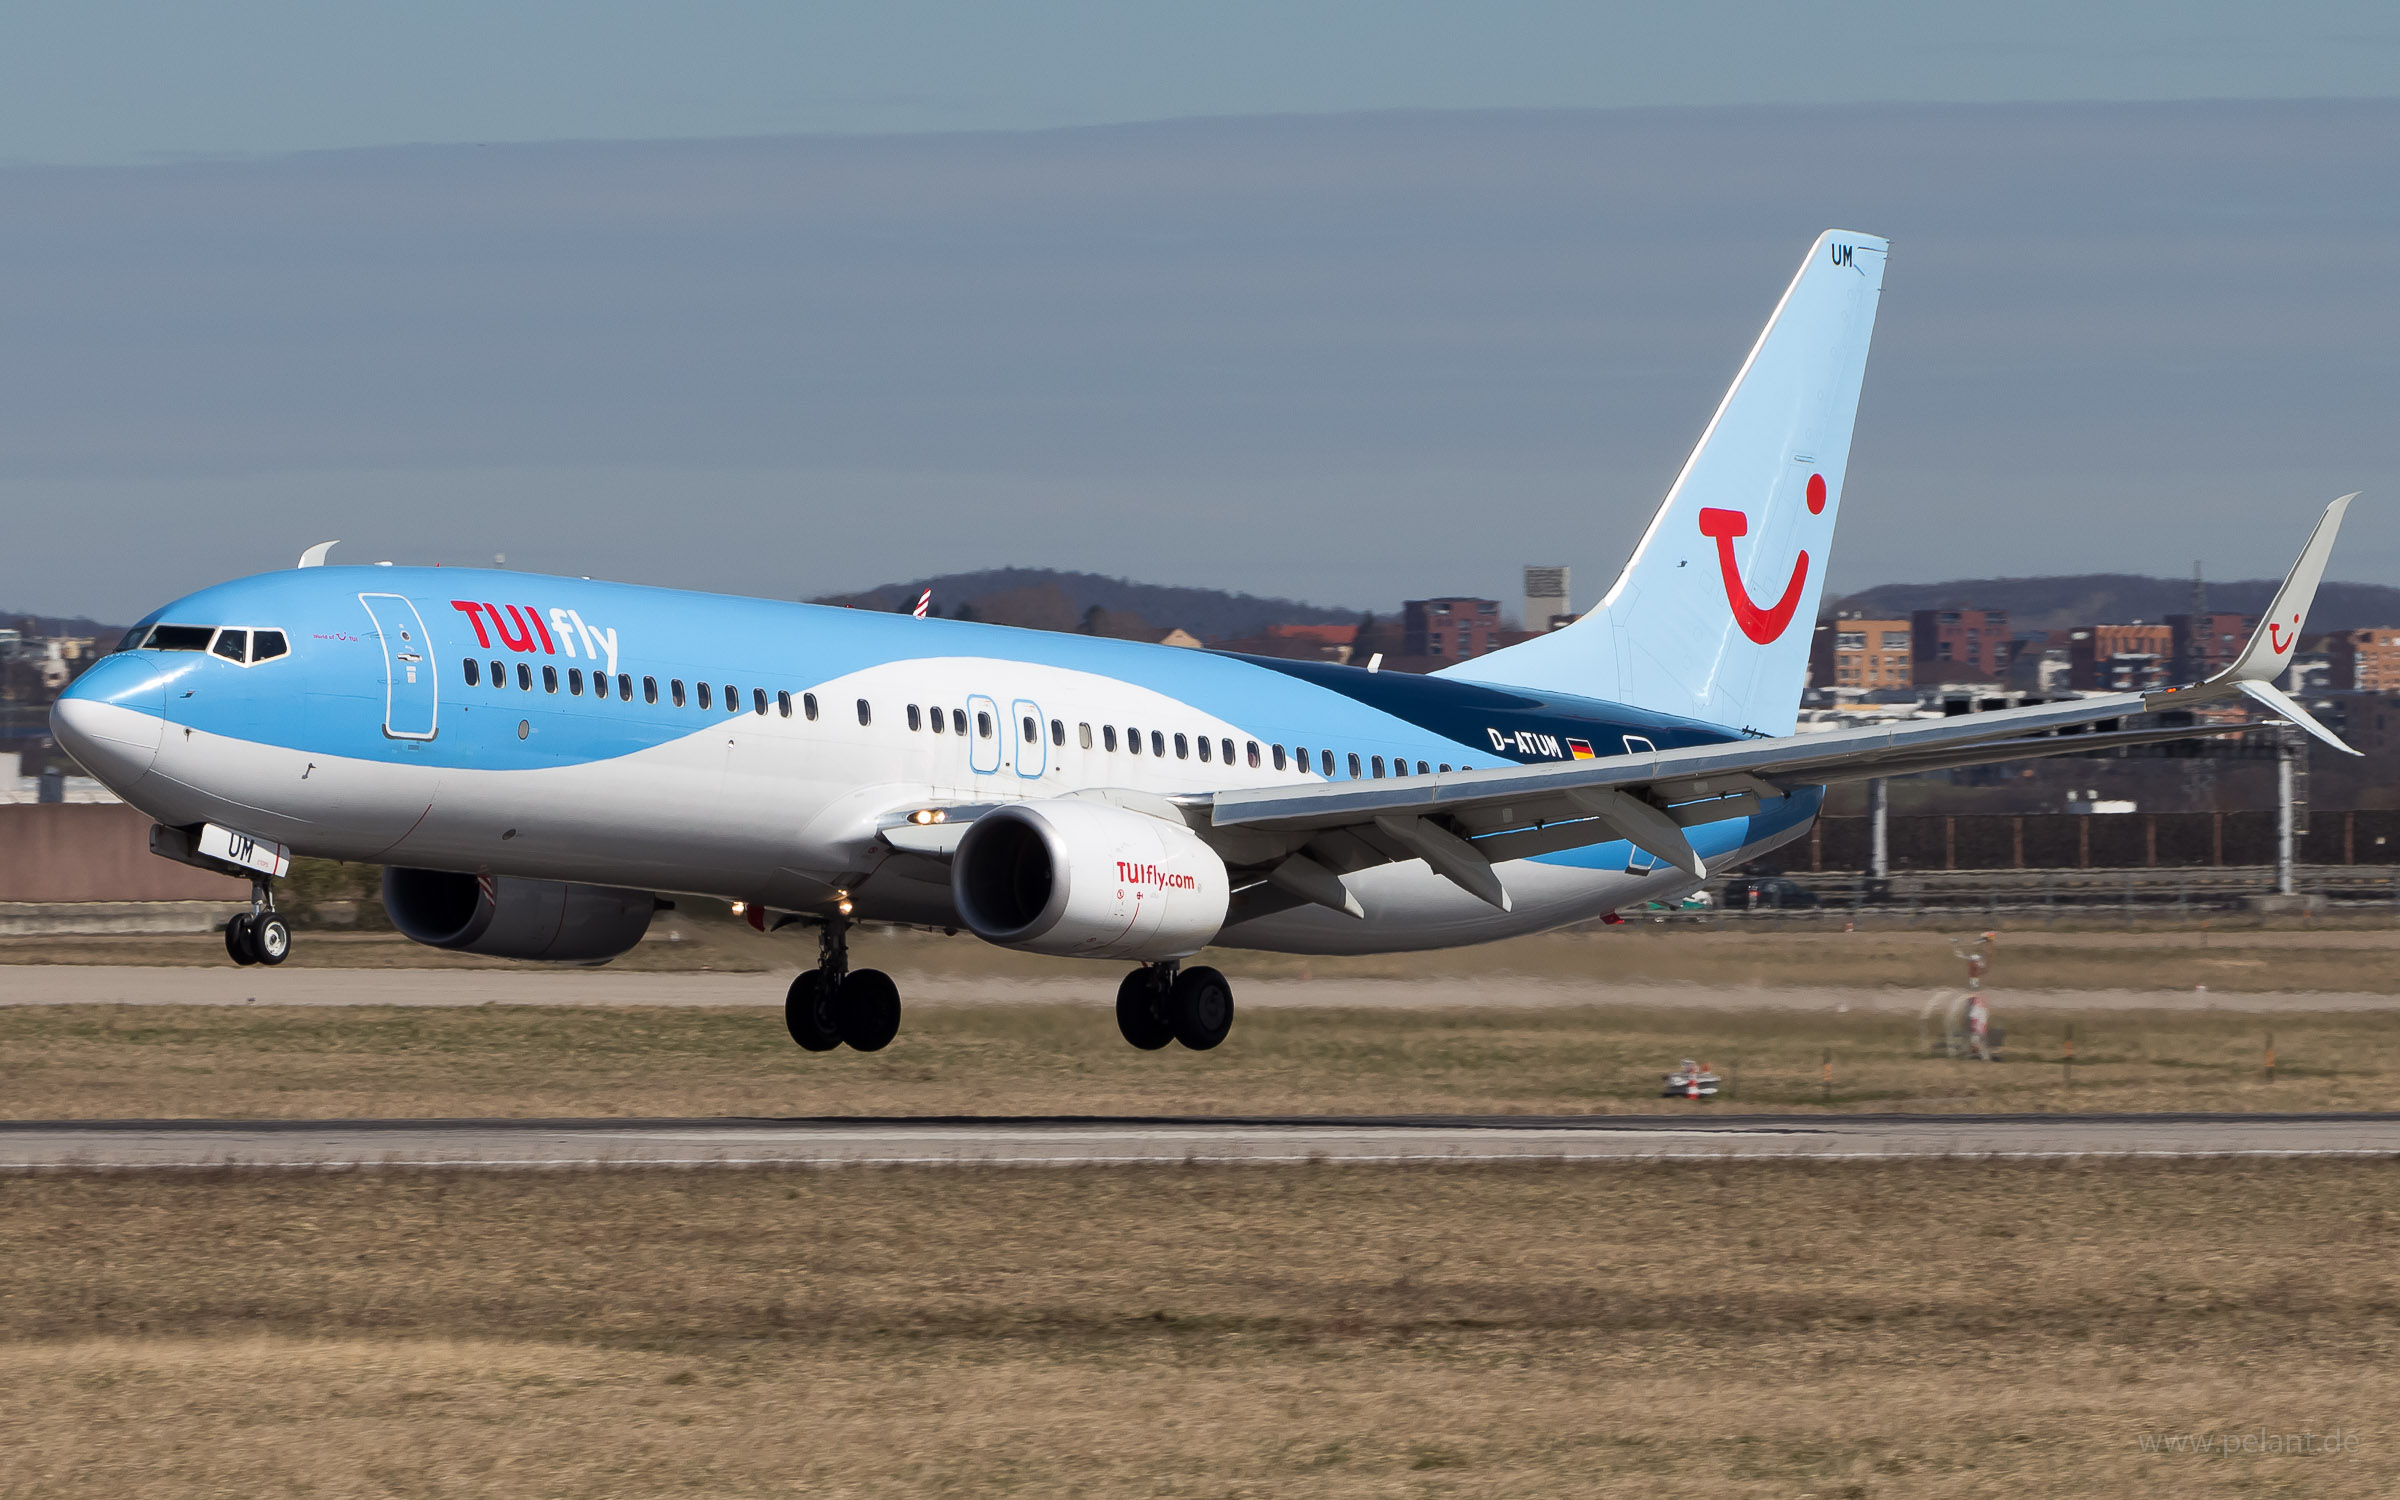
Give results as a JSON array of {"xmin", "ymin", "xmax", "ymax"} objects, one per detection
[
  {"xmin": 783, "ymin": 910, "xmax": 902, "ymax": 1053},
  {"xmin": 224, "ymin": 875, "xmax": 291, "ymax": 968},
  {"xmin": 1115, "ymin": 961, "xmax": 1234, "ymax": 1051}
]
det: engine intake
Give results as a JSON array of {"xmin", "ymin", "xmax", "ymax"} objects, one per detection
[
  {"xmin": 952, "ymin": 800, "xmax": 1229, "ymax": 960},
  {"xmin": 381, "ymin": 867, "xmax": 654, "ymax": 963}
]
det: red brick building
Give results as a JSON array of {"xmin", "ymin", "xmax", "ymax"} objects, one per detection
[
  {"xmin": 1403, "ymin": 598, "xmax": 1502, "ymax": 662},
  {"xmin": 2167, "ymin": 612, "xmax": 2254, "ymax": 682},
  {"xmin": 2320, "ymin": 628, "xmax": 2400, "ymax": 692},
  {"xmin": 1911, "ymin": 608, "xmax": 2010, "ymax": 683},
  {"xmin": 2067, "ymin": 622, "xmax": 2174, "ymax": 692}
]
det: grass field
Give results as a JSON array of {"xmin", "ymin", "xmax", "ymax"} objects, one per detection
[
  {"xmin": 3, "ymin": 1159, "xmax": 2393, "ymax": 1497},
  {"xmin": 1, "ymin": 1000, "xmax": 2387, "ymax": 1119}
]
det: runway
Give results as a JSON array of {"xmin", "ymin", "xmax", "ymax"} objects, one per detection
[
  {"xmin": 7, "ymin": 1112, "xmax": 2399, "ymax": 1169},
  {"xmin": 5, "ymin": 964, "xmax": 2394, "ymax": 1012}
]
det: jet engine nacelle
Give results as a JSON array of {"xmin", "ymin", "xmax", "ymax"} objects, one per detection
[
  {"xmin": 951, "ymin": 800, "xmax": 1230, "ymax": 960},
  {"xmin": 381, "ymin": 866, "xmax": 655, "ymax": 963}
]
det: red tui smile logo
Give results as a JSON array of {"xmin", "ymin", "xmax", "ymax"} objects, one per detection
[
  {"xmin": 1698, "ymin": 473, "xmax": 1824, "ymax": 645},
  {"xmin": 2266, "ymin": 614, "xmax": 2299, "ymax": 654}
]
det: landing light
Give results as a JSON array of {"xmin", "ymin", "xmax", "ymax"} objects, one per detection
[
  {"xmin": 729, "ymin": 901, "xmax": 746, "ymax": 916},
  {"xmin": 908, "ymin": 808, "xmax": 946, "ymax": 825}
]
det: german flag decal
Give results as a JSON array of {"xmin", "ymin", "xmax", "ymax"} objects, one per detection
[{"xmin": 1566, "ymin": 739, "xmax": 1596, "ymax": 760}]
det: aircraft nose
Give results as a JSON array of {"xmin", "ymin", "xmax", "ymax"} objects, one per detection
[{"xmin": 50, "ymin": 654, "xmax": 169, "ymax": 793}]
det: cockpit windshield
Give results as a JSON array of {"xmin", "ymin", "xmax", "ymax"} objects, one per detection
[{"xmin": 135, "ymin": 624, "xmax": 288, "ymax": 663}]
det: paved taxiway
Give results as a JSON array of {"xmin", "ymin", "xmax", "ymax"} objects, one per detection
[
  {"xmin": 7, "ymin": 1113, "xmax": 2398, "ymax": 1169},
  {"xmin": 5, "ymin": 965, "xmax": 2393, "ymax": 1012}
]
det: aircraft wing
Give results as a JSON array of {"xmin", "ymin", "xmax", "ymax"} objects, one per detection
[{"xmin": 1204, "ymin": 492, "xmax": 2360, "ymax": 916}]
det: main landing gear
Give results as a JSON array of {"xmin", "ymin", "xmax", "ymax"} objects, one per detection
[
  {"xmin": 224, "ymin": 876, "xmax": 291, "ymax": 968},
  {"xmin": 783, "ymin": 912, "xmax": 901, "ymax": 1053},
  {"xmin": 1116, "ymin": 962, "xmax": 1234, "ymax": 1052}
]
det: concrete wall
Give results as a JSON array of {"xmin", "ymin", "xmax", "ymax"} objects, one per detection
[{"xmin": 0, "ymin": 804, "xmax": 249, "ymax": 901}]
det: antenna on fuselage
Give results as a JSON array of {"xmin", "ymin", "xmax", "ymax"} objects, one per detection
[{"xmin": 295, "ymin": 540, "xmax": 340, "ymax": 569}]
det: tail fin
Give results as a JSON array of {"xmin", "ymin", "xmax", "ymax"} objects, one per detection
[{"xmin": 1443, "ymin": 230, "xmax": 1888, "ymax": 735}]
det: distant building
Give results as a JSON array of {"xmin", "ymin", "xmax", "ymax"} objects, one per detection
[
  {"xmin": 1403, "ymin": 598, "xmax": 1502, "ymax": 662},
  {"xmin": 1810, "ymin": 615, "xmax": 1912, "ymax": 695},
  {"xmin": 1911, "ymin": 608, "xmax": 2010, "ymax": 683},
  {"xmin": 2166, "ymin": 612, "xmax": 2254, "ymax": 683},
  {"xmin": 2319, "ymin": 628, "xmax": 2400, "ymax": 692},
  {"xmin": 1211, "ymin": 622, "xmax": 1357, "ymax": 664},
  {"xmin": 1522, "ymin": 566, "xmax": 1573, "ymax": 633},
  {"xmin": 2066, "ymin": 622, "xmax": 2173, "ymax": 692}
]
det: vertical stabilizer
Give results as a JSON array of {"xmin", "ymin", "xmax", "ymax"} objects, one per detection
[{"xmin": 1443, "ymin": 230, "xmax": 1888, "ymax": 736}]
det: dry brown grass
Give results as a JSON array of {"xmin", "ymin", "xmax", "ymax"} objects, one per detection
[
  {"xmin": 3, "ymin": 1000, "xmax": 2394, "ymax": 1120},
  {"xmin": 8, "ymin": 918, "xmax": 2400, "ymax": 993},
  {"xmin": 2, "ymin": 1161, "xmax": 2395, "ymax": 1496}
]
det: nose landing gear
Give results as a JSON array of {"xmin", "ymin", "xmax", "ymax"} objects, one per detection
[
  {"xmin": 1115, "ymin": 962, "xmax": 1234, "ymax": 1051},
  {"xmin": 782, "ymin": 910, "xmax": 902, "ymax": 1053},
  {"xmin": 224, "ymin": 876, "xmax": 291, "ymax": 967}
]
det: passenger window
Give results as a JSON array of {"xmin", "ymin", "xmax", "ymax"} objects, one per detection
[
  {"xmin": 1222, "ymin": 738, "xmax": 1235, "ymax": 765},
  {"xmin": 1417, "ymin": 760, "xmax": 1431, "ymax": 776},
  {"xmin": 1051, "ymin": 718, "xmax": 1065, "ymax": 747},
  {"xmin": 805, "ymin": 693, "xmax": 820, "ymax": 721},
  {"xmin": 777, "ymin": 690, "xmax": 791, "ymax": 718},
  {"xmin": 1371, "ymin": 755, "xmax": 1385, "ymax": 778},
  {"xmin": 725, "ymin": 685, "xmax": 739, "ymax": 714},
  {"xmin": 672, "ymin": 679, "xmax": 686, "ymax": 707},
  {"xmin": 1271, "ymin": 744, "xmax": 1286, "ymax": 770},
  {"xmin": 645, "ymin": 676, "xmax": 659, "ymax": 704},
  {"xmin": 491, "ymin": 660, "xmax": 504, "ymax": 687},
  {"xmin": 143, "ymin": 625, "xmax": 215, "ymax": 651},
  {"xmin": 1127, "ymin": 726, "xmax": 1141, "ymax": 755},
  {"xmin": 1078, "ymin": 723, "xmax": 1093, "ymax": 749},
  {"xmin": 950, "ymin": 708, "xmax": 965, "ymax": 735},
  {"xmin": 518, "ymin": 663, "xmax": 533, "ymax": 691},
  {"xmin": 543, "ymin": 666, "xmax": 559, "ymax": 694},
  {"xmin": 251, "ymin": 630, "xmax": 288, "ymax": 662},
  {"xmin": 568, "ymin": 668, "xmax": 584, "ymax": 695},
  {"xmin": 463, "ymin": 659, "xmax": 480, "ymax": 687},
  {"xmin": 592, "ymin": 673, "xmax": 609, "ymax": 700},
  {"xmin": 1022, "ymin": 715, "xmax": 1037, "ymax": 743},
  {"xmin": 857, "ymin": 698, "xmax": 872, "ymax": 726},
  {"xmin": 697, "ymin": 682, "xmax": 711, "ymax": 709},
  {"xmin": 907, "ymin": 705, "xmax": 923, "ymax": 731},
  {"xmin": 1104, "ymin": 725, "xmax": 1118, "ymax": 751},
  {"xmin": 1321, "ymin": 749, "xmax": 1335, "ymax": 776},
  {"xmin": 1349, "ymin": 753, "xmax": 1363, "ymax": 779},
  {"xmin": 618, "ymin": 673, "xmax": 632, "ymax": 701},
  {"xmin": 978, "ymin": 711, "xmax": 993, "ymax": 739},
  {"xmin": 1193, "ymin": 735, "xmax": 1207, "ymax": 763},
  {"xmin": 754, "ymin": 688, "xmax": 768, "ymax": 716},
  {"xmin": 1439, "ymin": 763, "xmax": 1451, "ymax": 773},
  {"xmin": 211, "ymin": 630, "xmax": 247, "ymax": 663},
  {"xmin": 1152, "ymin": 730, "xmax": 1166, "ymax": 757},
  {"xmin": 928, "ymin": 705, "xmax": 944, "ymax": 734},
  {"xmin": 1294, "ymin": 745, "xmax": 1307, "ymax": 773}
]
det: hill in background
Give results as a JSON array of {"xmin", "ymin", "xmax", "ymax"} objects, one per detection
[
  {"xmin": 812, "ymin": 568, "xmax": 1365, "ymax": 643},
  {"xmin": 1828, "ymin": 576, "xmax": 2400, "ymax": 634}
]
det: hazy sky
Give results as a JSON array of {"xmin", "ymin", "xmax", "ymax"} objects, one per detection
[
  {"xmin": 2, "ymin": 9, "xmax": 2396, "ymax": 621},
  {"xmin": 5, "ymin": 2, "xmax": 2399, "ymax": 164}
]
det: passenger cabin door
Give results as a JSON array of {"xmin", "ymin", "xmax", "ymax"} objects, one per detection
[
  {"xmin": 358, "ymin": 593, "xmax": 439, "ymax": 740},
  {"xmin": 966, "ymin": 693, "xmax": 1002, "ymax": 775},
  {"xmin": 1011, "ymin": 698, "xmax": 1047, "ymax": 779}
]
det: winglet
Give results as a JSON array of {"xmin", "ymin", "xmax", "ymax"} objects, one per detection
[
  {"xmin": 2206, "ymin": 494, "xmax": 2354, "ymax": 688},
  {"xmin": 296, "ymin": 540, "xmax": 341, "ymax": 568},
  {"xmin": 2236, "ymin": 678, "xmax": 2361, "ymax": 756}
]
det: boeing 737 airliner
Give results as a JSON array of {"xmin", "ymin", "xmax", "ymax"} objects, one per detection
[{"xmin": 51, "ymin": 231, "xmax": 2360, "ymax": 1055}]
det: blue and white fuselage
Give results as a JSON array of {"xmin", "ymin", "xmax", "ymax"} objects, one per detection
[{"xmin": 58, "ymin": 563, "xmax": 1814, "ymax": 954}]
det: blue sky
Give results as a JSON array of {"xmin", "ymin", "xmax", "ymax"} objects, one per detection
[{"xmin": 1, "ymin": 7, "xmax": 2396, "ymax": 621}]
